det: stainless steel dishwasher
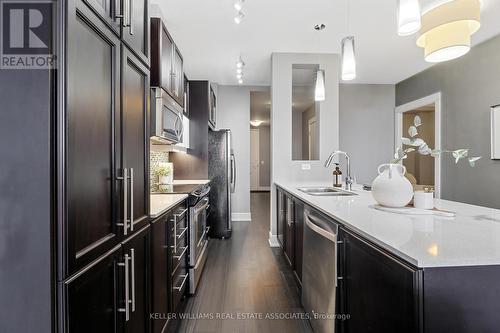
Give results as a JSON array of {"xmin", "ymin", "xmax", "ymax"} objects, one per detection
[{"xmin": 302, "ymin": 209, "xmax": 339, "ymax": 333}]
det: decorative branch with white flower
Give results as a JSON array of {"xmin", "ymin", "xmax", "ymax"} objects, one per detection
[{"xmin": 392, "ymin": 115, "xmax": 482, "ymax": 167}]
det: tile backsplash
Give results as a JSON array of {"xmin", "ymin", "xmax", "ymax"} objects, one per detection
[{"xmin": 150, "ymin": 149, "xmax": 169, "ymax": 191}]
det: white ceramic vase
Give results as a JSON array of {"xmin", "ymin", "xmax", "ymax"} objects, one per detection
[
  {"xmin": 372, "ymin": 164, "xmax": 414, "ymax": 208},
  {"xmin": 159, "ymin": 175, "xmax": 173, "ymax": 185}
]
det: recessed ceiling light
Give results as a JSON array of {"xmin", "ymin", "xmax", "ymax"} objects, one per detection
[
  {"xmin": 236, "ymin": 73, "xmax": 243, "ymax": 79},
  {"xmin": 236, "ymin": 68, "xmax": 243, "ymax": 74},
  {"xmin": 238, "ymin": 79, "xmax": 244, "ymax": 84},
  {"xmin": 234, "ymin": 11, "xmax": 245, "ymax": 24},
  {"xmin": 234, "ymin": 0, "xmax": 245, "ymax": 11}
]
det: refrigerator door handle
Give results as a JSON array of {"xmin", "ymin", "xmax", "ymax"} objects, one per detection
[{"xmin": 230, "ymin": 154, "xmax": 236, "ymax": 193}]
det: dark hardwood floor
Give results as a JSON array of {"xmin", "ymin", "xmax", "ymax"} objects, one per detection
[{"xmin": 172, "ymin": 191, "xmax": 312, "ymax": 333}]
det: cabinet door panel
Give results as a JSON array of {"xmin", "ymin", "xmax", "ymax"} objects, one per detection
[
  {"xmin": 151, "ymin": 215, "xmax": 169, "ymax": 333},
  {"xmin": 122, "ymin": 47, "xmax": 150, "ymax": 232},
  {"xmin": 160, "ymin": 27, "xmax": 174, "ymax": 93},
  {"xmin": 62, "ymin": 246, "xmax": 122, "ymax": 333},
  {"xmin": 122, "ymin": 225, "xmax": 151, "ymax": 333},
  {"xmin": 284, "ymin": 196, "xmax": 294, "ymax": 268},
  {"xmin": 173, "ymin": 48, "xmax": 184, "ymax": 106},
  {"xmin": 77, "ymin": 0, "xmax": 121, "ymax": 34},
  {"xmin": 294, "ymin": 200, "xmax": 304, "ymax": 284},
  {"xmin": 343, "ymin": 230, "xmax": 418, "ymax": 333},
  {"xmin": 122, "ymin": 0, "xmax": 149, "ymax": 65},
  {"xmin": 66, "ymin": 3, "xmax": 121, "ymax": 276}
]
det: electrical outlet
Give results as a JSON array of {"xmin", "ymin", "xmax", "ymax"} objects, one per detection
[{"xmin": 301, "ymin": 163, "xmax": 311, "ymax": 170}]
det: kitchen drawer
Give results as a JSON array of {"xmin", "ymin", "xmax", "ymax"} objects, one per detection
[
  {"xmin": 171, "ymin": 236, "xmax": 188, "ymax": 277},
  {"xmin": 171, "ymin": 268, "xmax": 188, "ymax": 312}
]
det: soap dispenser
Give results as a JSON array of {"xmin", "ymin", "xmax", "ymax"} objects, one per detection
[{"xmin": 333, "ymin": 163, "xmax": 342, "ymax": 187}]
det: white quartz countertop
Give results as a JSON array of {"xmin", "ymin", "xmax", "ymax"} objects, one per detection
[
  {"xmin": 275, "ymin": 181, "xmax": 500, "ymax": 268},
  {"xmin": 150, "ymin": 194, "xmax": 188, "ymax": 218},
  {"xmin": 172, "ymin": 179, "xmax": 211, "ymax": 185}
]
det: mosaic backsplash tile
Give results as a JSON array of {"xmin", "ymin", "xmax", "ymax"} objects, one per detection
[{"xmin": 150, "ymin": 150, "xmax": 170, "ymax": 191}]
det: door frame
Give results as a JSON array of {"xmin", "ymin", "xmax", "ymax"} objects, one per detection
[
  {"xmin": 395, "ymin": 92, "xmax": 442, "ymax": 198},
  {"xmin": 250, "ymin": 128, "xmax": 260, "ymax": 191}
]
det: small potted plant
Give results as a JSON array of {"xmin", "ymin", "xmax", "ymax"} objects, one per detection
[
  {"xmin": 372, "ymin": 115, "xmax": 481, "ymax": 208},
  {"xmin": 156, "ymin": 164, "xmax": 173, "ymax": 185}
]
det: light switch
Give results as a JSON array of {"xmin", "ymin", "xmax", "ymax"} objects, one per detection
[{"xmin": 301, "ymin": 163, "xmax": 311, "ymax": 170}]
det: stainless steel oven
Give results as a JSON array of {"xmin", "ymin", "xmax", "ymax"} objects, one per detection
[{"xmin": 188, "ymin": 186, "xmax": 210, "ymax": 293}]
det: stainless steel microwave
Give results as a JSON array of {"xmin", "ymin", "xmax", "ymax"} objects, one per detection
[{"xmin": 150, "ymin": 87, "xmax": 184, "ymax": 144}]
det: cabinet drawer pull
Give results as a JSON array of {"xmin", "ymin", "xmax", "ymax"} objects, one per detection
[
  {"xmin": 174, "ymin": 208, "xmax": 188, "ymax": 222},
  {"xmin": 173, "ymin": 246, "xmax": 188, "ymax": 261},
  {"xmin": 176, "ymin": 227, "xmax": 188, "ymax": 239},
  {"xmin": 129, "ymin": 0, "xmax": 134, "ymax": 35},
  {"xmin": 117, "ymin": 254, "xmax": 131, "ymax": 321},
  {"xmin": 174, "ymin": 274, "xmax": 188, "ymax": 291}
]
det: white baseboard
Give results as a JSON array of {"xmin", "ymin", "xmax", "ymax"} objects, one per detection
[
  {"xmin": 231, "ymin": 212, "xmax": 251, "ymax": 222},
  {"xmin": 268, "ymin": 232, "xmax": 280, "ymax": 247},
  {"xmin": 251, "ymin": 186, "xmax": 270, "ymax": 191}
]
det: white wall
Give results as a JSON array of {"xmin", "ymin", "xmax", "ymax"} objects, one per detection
[
  {"xmin": 217, "ymin": 85, "xmax": 269, "ymax": 221},
  {"xmin": 339, "ymin": 84, "xmax": 395, "ymax": 185},
  {"xmin": 270, "ymin": 53, "xmax": 340, "ymax": 245}
]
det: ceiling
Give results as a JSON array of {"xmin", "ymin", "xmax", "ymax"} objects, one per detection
[{"xmin": 151, "ymin": 0, "xmax": 500, "ymax": 86}]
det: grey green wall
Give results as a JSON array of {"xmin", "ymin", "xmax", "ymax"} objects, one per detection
[
  {"xmin": 396, "ymin": 35, "xmax": 500, "ymax": 209},
  {"xmin": 339, "ymin": 84, "xmax": 396, "ymax": 185}
]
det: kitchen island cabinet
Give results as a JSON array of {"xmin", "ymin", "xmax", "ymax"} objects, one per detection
[{"xmin": 276, "ymin": 183, "xmax": 500, "ymax": 333}]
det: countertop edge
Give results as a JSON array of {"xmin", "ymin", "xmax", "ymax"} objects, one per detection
[
  {"xmin": 150, "ymin": 194, "xmax": 189, "ymax": 218},
  {"xmin": 275, "ymin": 182, "xmax": 421, "ymax": 268}
]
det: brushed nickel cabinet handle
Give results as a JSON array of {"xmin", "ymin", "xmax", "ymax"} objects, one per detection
[
  {"xmin": 116, "ymin": 168, "xmax": 129, "ymax": 235},
  {"xmin": 129, "ymin": 168, "xmax": 134, "ymax": 231},
  {"xmin": 130, "ymin": 249, "xmax": 136, "ymax": 312},
  {"xmin": 174, "ymin": 274, "xmax": 188, "ymax": 291},
  {"xmin": 129, "ymin": 0, "xmax": 134, "ymax": 35},
  {"xmin": 118, "ymin": 254, "xmax": 130, "ymax": 321}
]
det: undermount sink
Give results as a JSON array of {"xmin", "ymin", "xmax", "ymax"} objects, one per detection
[{"xmin": 297, "ymin": 187, "xmax": 358, "ymax": 196}]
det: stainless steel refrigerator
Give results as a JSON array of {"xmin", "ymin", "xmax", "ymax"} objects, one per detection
[{"xmin": 208, "ymin": 129, "xmax": 235, "ymax": 238}]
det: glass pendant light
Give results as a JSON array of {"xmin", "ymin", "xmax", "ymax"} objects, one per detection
[
  {"xmin": 315, "ymin": 70, "xmax": 325, "ymax": 101},
  {"xmin": 341, "ymin": 36, "xmax": 356, "ymax": 81},
  {"xmin": 397, "ymin": 0, "xmax": 421, "ymax": 36}
]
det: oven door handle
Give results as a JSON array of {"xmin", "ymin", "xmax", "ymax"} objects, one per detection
[{"xmin": 195, "ymin": 198, "xmax": 209, "ymax": 214}]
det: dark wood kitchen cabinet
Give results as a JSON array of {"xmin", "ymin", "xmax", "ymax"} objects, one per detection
[
  {"xmin": 340, "ymin": 228, "xmax": 419, "ymax": 333},
  {"xmin": 76, "ymin": 0, "xmax": 149, "ymax": 65},
  {"xmin": 276, "ymin": 188, "xmax": 286, "ymax": 247},
  {"xmin": 150, "ymin": 17, "xmax": 184, "ymax": 107},
  {"xmin": 121, "ymin": 225, "xmax": 151, "ymax": 333},
  {"xmin": 66, "ymin": 1, "xmax": 122, "ymax": 276},
  {"xmin": 121, "ymin": 0, "xmax": 150, "ymax": 66},
  {"xmin": 61, "ymin": 245, "xmax": 123, "ymax": 333},
  {"xmin": 284, "ymin": 195, "xmax": 295, "ymax": 268},
  {"xmin": 293, "ymin": 200, "xmax": 304, "ymax": 285},
  {"xmin": 151, "ymin": 200, "xmax": 188, "ymax": 333},
  {"xmin": 61, "ymin": 225, "xmax": 151, "ymax": 333},
  {"xmin": 64, "ymin": 1, "xmax": 150, "ymax": 278},
  {"xmin": 121, "ymin": 47, "xmax": 150, "ymax": 232}
]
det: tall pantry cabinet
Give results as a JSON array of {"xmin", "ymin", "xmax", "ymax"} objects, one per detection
[{"xmin": 58, "ymin": 0, "xmax": 151, "ymax": 332}]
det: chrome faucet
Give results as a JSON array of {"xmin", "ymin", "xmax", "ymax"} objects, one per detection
[{"xmin": 324, "ymin": 150, "xmax": 353, "ymax": 191}]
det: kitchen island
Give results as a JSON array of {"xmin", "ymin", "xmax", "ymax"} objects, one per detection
[{"xmin": 275, "ymin": 181, "xmax": 500, "ymax": 333}]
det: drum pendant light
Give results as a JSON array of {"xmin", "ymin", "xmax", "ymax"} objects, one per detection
[{"xmin": 416, "ymin": 0, "xmax": 480, "ymax": 63}]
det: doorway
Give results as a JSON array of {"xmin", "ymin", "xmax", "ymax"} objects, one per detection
[{"xmin": 395, "ymin": 93, "xmax": 441, "ymax": 198}]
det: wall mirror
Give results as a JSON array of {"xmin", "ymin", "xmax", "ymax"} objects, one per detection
[{"xmin": 292, "ymin": 64, "xmax": 320, "ymax": 161}]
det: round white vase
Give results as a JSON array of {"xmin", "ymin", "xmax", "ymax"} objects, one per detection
[
  {"xmin": 159, "ymin": 175, "xmax": 173, "ymax": 185},
  {"xmin": 372, "ymin": 164, "xmax": 414, "ymax": 208}
]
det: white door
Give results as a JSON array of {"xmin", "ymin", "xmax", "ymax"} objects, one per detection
[{"xmin": 250, "ymin": 129, "xmax": 260, "ymax": 191}]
